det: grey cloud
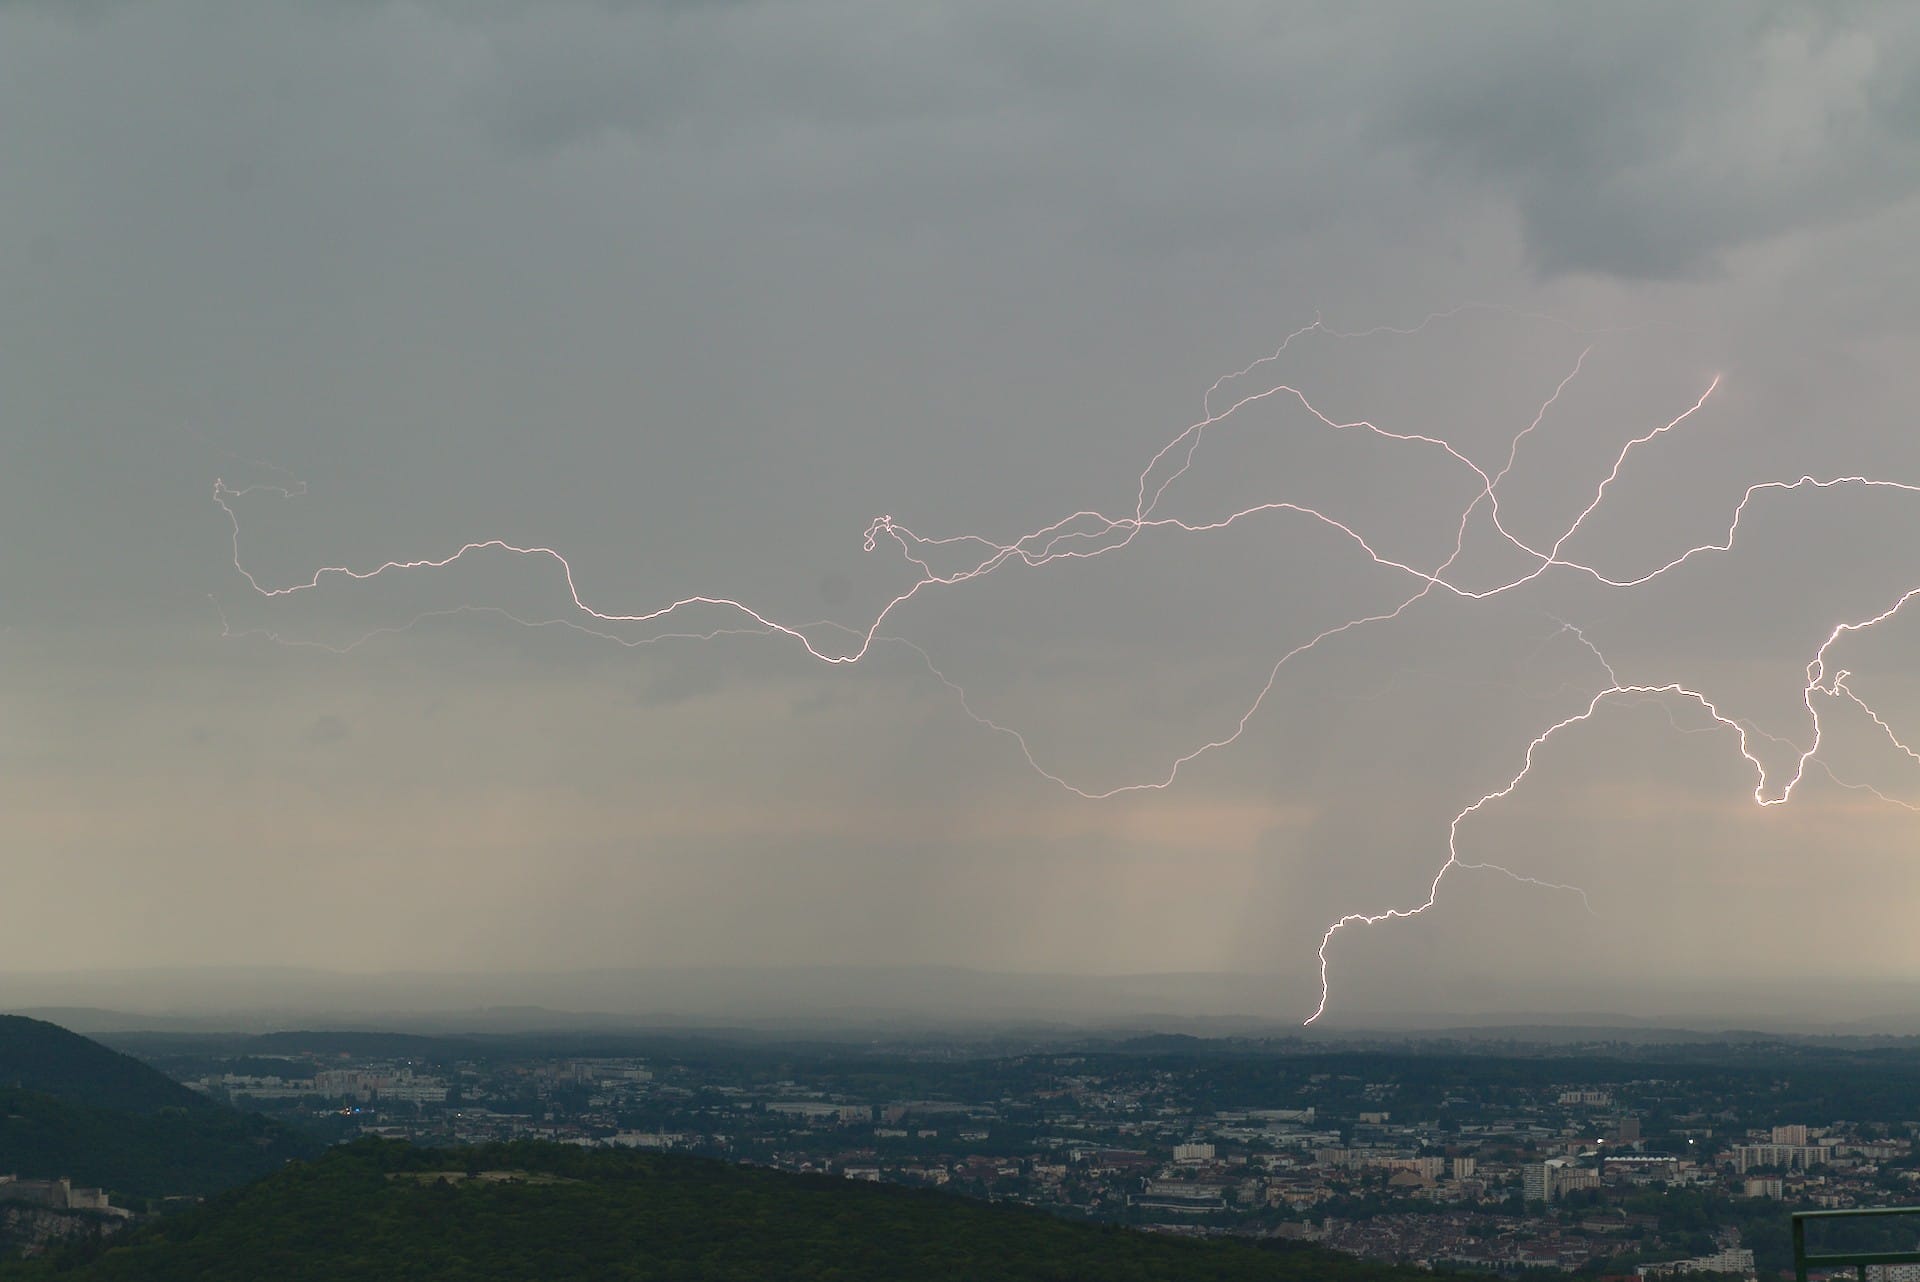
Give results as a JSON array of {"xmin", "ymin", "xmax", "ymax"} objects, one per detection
[
  {"xmin": 304, "ymin": 714, "xmax": 352, "ymax": 745},
  {"xmin": 459, "ymin": 2, "xmax": 1920, "ymax": 279},
  {"xmin": 632, "ymin": 659, "xmax": 726, "ymax": 708},
  {"xmin": 787, "ymin": 681, "xmax": 861, "ymax": 718},
  {"xmin": 465, "ymin": 2, "xmax": 1007, "ymax": 153},
  {"xmin": 1380, "ymin": 5, "xmax": 1920, "ymax": 277}
]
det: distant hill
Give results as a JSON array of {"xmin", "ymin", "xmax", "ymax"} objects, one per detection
[
  {"xmin": 12, "ymin": 964, "xmax": 1920, "ymax": 1037},
  {"xmin": 5, "ymin": 1138, "xmax": 1427, "ymax": 1282},
  {"xmin": 0, "ymin": 1016, "xmax": 315, "ymax": 1199}
]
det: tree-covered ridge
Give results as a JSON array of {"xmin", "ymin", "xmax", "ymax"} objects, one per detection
[
  {"xmin": 0, "ymin": 1018, "xmax": 209, "ymax": 1116},
  {"xmin": 6, "ymin": 1139, "xmax": 1435, "ymax": 1282},
  {"xmin": 0, "ymin": 1017, "xmax": 317, "ymax": 1200},
  {"xmin": 0, "ymin": 1087, "xmax": 313, "ymax": 1200}
]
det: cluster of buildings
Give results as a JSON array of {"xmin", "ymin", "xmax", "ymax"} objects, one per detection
[
  {"xmin": 191, "ymin": 1067, "xmax": 450, "ymax": 1105},
  {"xmin": 0, "ymin": 1175, "xmax": 132, "ymax": 1256},
  {"xmin": 0, "ymin": 1177, "xmax": 120, "ymax": 1215},
  {"xmin": 163, "ymin": 1042, "xmax": 1920, "ymax": 1279}
]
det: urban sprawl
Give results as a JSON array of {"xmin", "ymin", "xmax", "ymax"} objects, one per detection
[{"xmin": 152, "ymin": 1036, "xmax": 1920, "ymax": 1279}]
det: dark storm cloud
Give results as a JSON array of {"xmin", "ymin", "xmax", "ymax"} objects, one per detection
[
  {"xmin": 1380, "ymin": 4, "xmax": 1920, "ymax": 277},
  {"xmin": 455, "ymin": 2, "xmax": 1920, "ymax": 278}
]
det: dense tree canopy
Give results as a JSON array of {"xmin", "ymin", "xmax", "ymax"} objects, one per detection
[{"xmin": 6, "ymin": 1139, "xmax": 1432, "ymax": 1282}]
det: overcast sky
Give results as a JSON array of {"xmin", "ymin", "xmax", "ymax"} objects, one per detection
[{"xmin": 2, "ymin": 1, "xmax": 1918, "ymax": 1025}]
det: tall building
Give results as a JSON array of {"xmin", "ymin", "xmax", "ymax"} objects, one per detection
[
  {"xmin": 1554, "ymin": 1166, "xmax": 1600, "ymax": 1198},
  {"xmin": 1772, "ymin": 1124, "xmax": 1809, "ymax": 1146},
  {"xmin": 1524, "ymin": 1158, "xmax": 1600, "ymax": 1203}
]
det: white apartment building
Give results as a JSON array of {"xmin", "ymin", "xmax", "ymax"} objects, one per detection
[{"xmin": 1733, "ymin": 1144, "xmax": 1832, "ymax": 1173}]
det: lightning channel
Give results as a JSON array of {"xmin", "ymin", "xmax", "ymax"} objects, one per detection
[{"xmin": 212, "ymin": 308, "xmax": 1920, "ymax": 1025}]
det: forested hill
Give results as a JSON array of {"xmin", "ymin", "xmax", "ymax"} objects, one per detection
[
  {"xmin": 6, "ymin": 1138, "xmax": 1430, "ymax": 1282},
  {"xmin": 0, "ymin": 1016, "xmax": 208, "ymax": 1115},
  {"xmin": 0, "ymin": 1016, "xmax": 316, "ymax": 1199}
]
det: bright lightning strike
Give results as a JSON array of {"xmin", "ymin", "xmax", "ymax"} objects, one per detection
[{"xmin": 212, "ymin": 308, "xmax": 1920, "ymax": 1026}]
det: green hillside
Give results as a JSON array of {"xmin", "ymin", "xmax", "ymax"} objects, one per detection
[
  {"xmin": 0, "ymin": 1016, "xmax": 316, "ymax": 1198},
  {"xmin": 0, "ymin": 1017, "xmax": 208, "ymax": 1115},
  {"xmin": 6, "ymin": 1139, "xmax": 1424, "ymax": 1282}
]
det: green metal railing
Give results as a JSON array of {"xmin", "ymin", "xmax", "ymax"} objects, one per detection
[{"xmin": 1792, "ymin": 1207, "xmax": 1920, "ymax": 1282}]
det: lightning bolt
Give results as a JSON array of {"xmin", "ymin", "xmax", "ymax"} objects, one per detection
[{"xmin": 212, "ymin": 307, "xmax": 1920, "ymax": 1025}]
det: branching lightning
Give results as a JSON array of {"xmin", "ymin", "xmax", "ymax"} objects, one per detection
[{"xmin": 212, "ymin": 309, "xmax": 1920, "ymax": 1025}]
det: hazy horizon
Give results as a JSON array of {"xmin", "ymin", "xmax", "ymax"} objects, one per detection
[{"xmin": 9, "ymin": 963, "xmax": 1920, "ymax": 1040}]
